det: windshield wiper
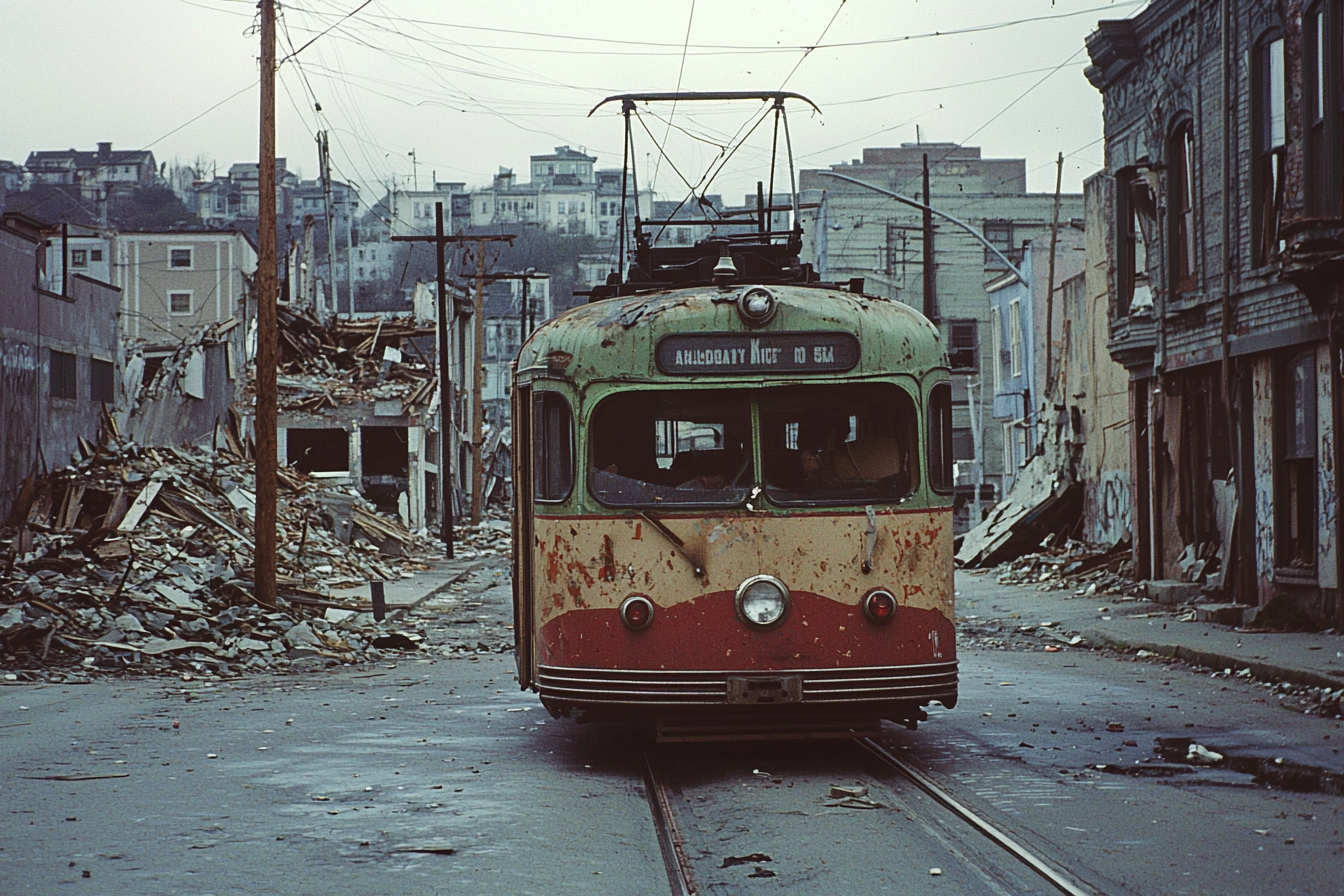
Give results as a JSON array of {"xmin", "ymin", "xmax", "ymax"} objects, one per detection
[{"xmin": 638, "ymin": 511, "xmax": 705, "ymax": 579}]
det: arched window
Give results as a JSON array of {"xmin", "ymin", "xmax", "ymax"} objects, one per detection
[{"xmin": 1168, "ymin": 120, "xmax": 1197, "ymax": 294}]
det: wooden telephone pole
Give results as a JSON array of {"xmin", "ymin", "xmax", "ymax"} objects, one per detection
[
  {"xmin": 393, "ymin": 226, "xmax": 513, "ymax": 532},
  {"xmin": 255, "ymin": 0, "xmax": 278, "ymax": 607}
]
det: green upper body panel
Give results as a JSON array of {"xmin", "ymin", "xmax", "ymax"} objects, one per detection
[{"xmin": 516, "ymin": 284, "xmax": 947, "ymax": 386}]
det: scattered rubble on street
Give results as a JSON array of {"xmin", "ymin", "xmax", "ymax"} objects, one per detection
[
  {"xmin": 991, "ymin": 537, "xmax": 1137, "ymax": 597},
  {"xmin": 0, "ymin": 411, "xmax": 511, "ymax": 683}
]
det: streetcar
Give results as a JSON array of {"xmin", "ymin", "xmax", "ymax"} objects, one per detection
[{"xmin": 511, "ymin": 93, "xmax": 956, "ymax": 739}]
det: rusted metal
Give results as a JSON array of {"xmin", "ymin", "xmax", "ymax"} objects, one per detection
[
  {"xmin": 857, "ymin": 738, "xmax": 1097, "ymax": 896},
  {"xmin": 642, "ymin": 751, "xmax": 699, "ymax": 896}
]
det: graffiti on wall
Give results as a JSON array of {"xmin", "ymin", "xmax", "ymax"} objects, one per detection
[
  {"xmin": 1088, "ymin": 470, "xmax": 1132, "ymax": 546},
  {"xmin": 1319, "ymin": 344, "xmax": 1337, "ymax": 590}
]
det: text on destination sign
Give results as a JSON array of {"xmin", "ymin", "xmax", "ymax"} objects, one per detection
[{"xmin": 656, "ymin": 331, "xmax": 860, "ymax": 375}]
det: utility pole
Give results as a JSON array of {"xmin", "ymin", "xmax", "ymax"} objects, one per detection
[
  {"xmin": 922, "ymin": 152, "xmax": 938, "ymax": 322},
  {"xmin": 392, "ymin": 225, "xmax": 515, "ymax": 534},
  {"xmin": 1044, "ymin": 151, "xmax": 1064, "ymax": 404},
  {"xmin": 255, "ymin": 0, "xmax": 277, "ymax": 608},
  {"xmin": 319, "ymin": 131, "xmax": 338, "ymax": 320}
]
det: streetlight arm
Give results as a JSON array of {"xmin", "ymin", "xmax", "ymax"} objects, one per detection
[{"xmin": 814, "ymin": 170, "xmax": 1026, "ymax": 281}]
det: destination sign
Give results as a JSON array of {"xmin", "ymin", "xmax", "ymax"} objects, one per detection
[{"xmin": 656, "ymin": 331, "xmax": 860, "ymax": 375}]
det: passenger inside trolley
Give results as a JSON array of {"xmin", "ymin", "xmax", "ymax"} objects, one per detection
[{"xmin": 762, "ymin": 383, "xmax": 917, "ymax": 504}]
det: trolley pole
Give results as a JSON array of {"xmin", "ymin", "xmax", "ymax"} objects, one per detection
[{"xmin": 255, "ymin": 0, "xmax": 278, "ymax": 608}]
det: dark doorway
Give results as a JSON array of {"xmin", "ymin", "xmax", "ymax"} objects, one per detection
[{"xmin": 361, "ymin": 426, "xmax": 409, "ymax": 512}]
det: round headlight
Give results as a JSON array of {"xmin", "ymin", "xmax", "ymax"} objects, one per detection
[
  {"xmin": 737, "ymin": 287, "xmax": 778, "ymax": 326},
  {"xmin": 735, "ymin": 575, "xmax": 790, "ymax": 629},
  {"xmin": 620, "ymin": 595, "xmax": 655, "ymax": 631}
]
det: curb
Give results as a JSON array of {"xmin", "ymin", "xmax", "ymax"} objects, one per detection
[{"xmin": 1079, "ymin": 627, "xmax": 1344, "ymax": 691}]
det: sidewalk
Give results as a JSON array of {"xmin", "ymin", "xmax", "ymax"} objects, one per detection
[
  {"xmin": 326, "ymin": 553, "xmax": 496, "ymax": 614},
  {"xmin": 956, "ymin": 569, "xmax": 1344, "ymax": 692}
]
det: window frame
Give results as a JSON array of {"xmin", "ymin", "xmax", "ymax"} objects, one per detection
[
  {"xmin": 70, "ymin": 248, "xmax": 88, "ymax": 268},
  {"xmin": 1252, "ymin": 31, "xmax": 1288, "ymax": 266},
  {"xmin": 1305, "ymin": 1, "xmax": 1344, "ymax": 217},
  {"xmin": 1008, "ymin": 299, "xmax": 1023, "ymax": 377},
  {"xmin": 168, "ymin": 246, "xmax": 194, "ymax": 270},
  {"xmin": 168, "ymin": 290, "xmax": 193, "ymax": 316},
  {"xmin": 948, "ymin": 319, "xmax": 979, "ymax": 372},
  {"xmin": 533, "ymin": 390, "xmax": 575, "ymax": 503},
  {"xmin": 927, "ymin": 382, "xmax": 953, "ymax": 495},
  {"xmin": 1168, "ymin": 119, "xmax": 1198, "ymax": 295},
  {"xmin": 990, "ymin": 306, "xmax": 1003, "ymax": 392},
  {"xmin": 1275, "ymin": 350, "xmax": 1318, "ymax": 571},
  {"xmin": 90, "ymin": 357, "xmax": 115, "ymax": 404},
  {"xmin": 49, "ymin": 349, "xmax": 77, "ymax": 400}
]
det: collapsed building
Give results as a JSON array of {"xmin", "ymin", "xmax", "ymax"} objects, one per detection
[{"xmin": 1084, "ymin": 1, "xmax": 1344, "ymax": 628}]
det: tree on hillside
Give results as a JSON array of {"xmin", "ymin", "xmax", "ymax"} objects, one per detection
[{"xmin": 110, "ymin": 185, "xmax": 194, "ymax": 230}]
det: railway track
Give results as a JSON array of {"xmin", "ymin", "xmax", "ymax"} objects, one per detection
[{"xmin": 641, "ymin": 738, "xmax": 1096, "ymax": 896}]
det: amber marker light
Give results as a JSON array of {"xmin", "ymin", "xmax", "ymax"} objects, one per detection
[
  {"xmin": 620, "ymin": 595, "xmax": 655, "ymax": 631},
  {"xmin": 863, "ymin": 588, "xmax": 897, "ymax": 624}
]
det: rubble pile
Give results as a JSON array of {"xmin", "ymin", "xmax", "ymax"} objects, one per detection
[
  {"xmin": 0, "ymin": 415, "xmax": 442, "ymax": 681},
  {"xmin": 994, "ymin": 537, "xmax": 1138, "ymax": 598},
  {"xmin": 273, "ymin": 307, "xmax": 438, "ymax": 413}
]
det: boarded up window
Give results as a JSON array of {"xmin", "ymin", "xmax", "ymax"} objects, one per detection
[
  {"xmin": 50, "ymin": 350, "xmax": 77, "ymax": 399},
  {"xmin": 90, "ymin": 358, "xmax": 114, "ymax": 403}
]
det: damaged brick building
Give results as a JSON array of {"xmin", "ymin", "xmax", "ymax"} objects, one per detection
[{"xmin": 1086, "ymin": 0, "xmax": 1344, "ymax": 626}]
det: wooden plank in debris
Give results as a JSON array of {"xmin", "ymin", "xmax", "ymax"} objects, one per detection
[
  {"xmin": 116, "ymin": 480, "xmax": 164, "ymax": 533},
  {"xmin": 57, "ymin": 483, "xmax": 86, "ymax": 531}
]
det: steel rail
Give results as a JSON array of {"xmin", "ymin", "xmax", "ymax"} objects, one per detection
[
  {"xmin": 642, "ymin": 751, "xmax": 700, "ymax": 896},
  {"xmin": 856, "ymin": 737, "xmax": 1096, "ymax": 896}
]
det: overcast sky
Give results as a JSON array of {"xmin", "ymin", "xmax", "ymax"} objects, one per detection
[{"xmin": 1, "ymin": 0, "xmax": 1145, "ymax": 213}]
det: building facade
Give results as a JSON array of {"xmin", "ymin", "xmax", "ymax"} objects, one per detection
[
  {"xmin": 0, "ymin": 212, "xmax": 123, "ymax": 519},
  {"xmin": 1086, "ymin": 0, "xmax": 1344, "ymax": 625},
  {"xmin": 799, "ymin": 144, "xmax": 1084, "ymax": 527}
]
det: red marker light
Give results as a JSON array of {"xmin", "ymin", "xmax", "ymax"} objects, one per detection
[
  {"xmin": 620, "ymin": 595, "xmax": 655, "ymax": 631},
  {"xmin": 863, "ymin": 589, "xmax": 896, "ymax": 624}
]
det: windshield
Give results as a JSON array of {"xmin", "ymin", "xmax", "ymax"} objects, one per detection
[
  {"xmin": 589, "ymin": 390, "xmax": 754, "ymax": 507},
  {"xmin": 761, "ymin": 383, "xmax": 918, "ymax": 506}
]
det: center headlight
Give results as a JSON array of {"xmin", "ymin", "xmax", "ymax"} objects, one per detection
[{"xmin": 735, "ymin": 575, "xmax": 790, "ymax": 629}]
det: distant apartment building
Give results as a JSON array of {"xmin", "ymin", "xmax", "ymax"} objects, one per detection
[
  {"xmin": 469, "ymin": 147, "xmax": 654, "ymax": 237},
  {"xmin": 191, "ymin": 159, "xmax": 300, "ymax": 224},
  {"xmin": 112, "ymin": 229, "xmax": 257, "ymax": 345}
]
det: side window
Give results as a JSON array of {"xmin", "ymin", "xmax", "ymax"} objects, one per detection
[
  {"xmin": 1253, "ymin": 33, "xmax": 1287, "ymax": 265},
  {"xmin": 1169, "ymin": 120, "xmax": 1197, "ymax": 295},
  {"xmin": 928, "ymin": 382, "xmax": 953, "ymax": 494},
  {"xmin": 532, "ymin": 392, "xmax": 573, "ymax": 502}
]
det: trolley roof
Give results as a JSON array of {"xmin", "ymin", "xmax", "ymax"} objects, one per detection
[{"xmin": 517, "ymin": 285, "xmax": 946, "ymax": 388}]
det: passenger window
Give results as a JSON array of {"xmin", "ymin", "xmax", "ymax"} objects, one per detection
[
  {"xmin": 589, "ymin": 390, "xmax": 753, "ymax": 507},
  {"xmin": 928, "ymin": 382, "xmax": 953, "ymax": 494},
  {"xmin": 761, "ymin": 383, "xmax": 918, "ymax": 506},
  {"xmin": 533, "ymin": 392, "xmax": 573, "ymax": 501}
]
